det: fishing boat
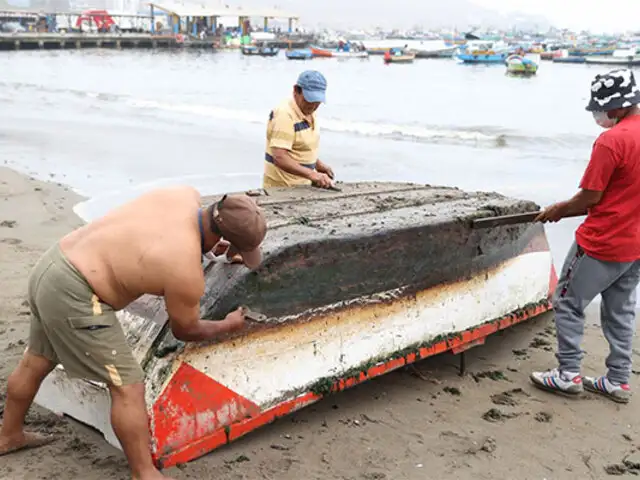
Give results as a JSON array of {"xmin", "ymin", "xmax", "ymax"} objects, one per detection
[
  {"xmin": 309, "ymin": 45, "xmax": 369, "ymax": 59},
  {"xmin": 455, "ymin": 41, "xmax": 510, "ymax": 64},
  {"xmin": 506, "ymin": 53, "xmax": 539, "ymax": 75},
  {"xmin": 540, "ymin": 50, "xmax": 564, "ymax": 61},
  {"xmin": 309, "ymin": 46, "xmax": 334, "ymax": 58},
  {"xmin": 408, "ymin": 40, "xmax": 458, "ymax": 58},
  {"xmin": 568, "ymin": 44, "xmax": 616, "ymax": 56},
  {"xmin": 584, "ymin": 48, "xmax": 640, "ymax": 66},
  {"xmin": 33, "ymin": 181, "xmax": 557, "ymax": 469},
  {"xmin": 384, "ymin": 52, "xmax": 416, "ymax": 64},
  {"xmin": 241, "ymin": 44, "xmax": 279, "ymax": 57},
  {"xmin": 333, "ymin": 50, "xmax": 369, "ymax": 59},
  {"xmin": 285, "ymin": 48, "xmax": 312, "ymax": 60},
  {"xmin": 552, "ymin": 56, "xmax": 586, "ymax": 64}
]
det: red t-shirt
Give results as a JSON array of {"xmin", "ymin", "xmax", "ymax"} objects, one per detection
[{"xmin": 576, "ymin": 115, "xmax": 640, "ymax": 262}]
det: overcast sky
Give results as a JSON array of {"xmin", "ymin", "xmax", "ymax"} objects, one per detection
[
  {"xmin": 225, "ymin": 0, "xmax": 637, "ymax": 33},
  {"xmin": 471, "ymin": 0, "xmax": 640, "ymax": 32}
]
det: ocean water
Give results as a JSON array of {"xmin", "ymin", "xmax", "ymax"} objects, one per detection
[{"xmin": 0, "ymin": 49, "xmax": 629, "ymax": 283}]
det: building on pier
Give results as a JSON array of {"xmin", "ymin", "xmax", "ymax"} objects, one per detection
[{"xmin": 147, "ymin": 2, "xmax": 298, "ymax": 37}]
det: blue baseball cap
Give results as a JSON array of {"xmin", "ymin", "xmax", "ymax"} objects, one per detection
[{"xmin": 296, "ymin": 70, "xmax": 327, "ymax": 103}]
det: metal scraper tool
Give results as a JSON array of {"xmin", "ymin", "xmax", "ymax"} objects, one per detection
[{"xmin": 240, "ymin": 305, "xmax": 267, "ymax": 323}]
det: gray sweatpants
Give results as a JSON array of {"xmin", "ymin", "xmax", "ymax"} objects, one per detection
[{"xmin": 553, "ymin": 241, "xmax": 640, "ymax": 384}]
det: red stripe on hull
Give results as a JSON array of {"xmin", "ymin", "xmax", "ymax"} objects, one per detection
[
  {"xmin": 151, "ymin": 363, "xmax": 261, "ymax": 466},
  {"xmin": 151, "ymin": 301, "xmax": 552, "ymax": 469}
]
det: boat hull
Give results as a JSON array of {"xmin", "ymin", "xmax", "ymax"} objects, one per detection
[
  {"xmin": 333, "ymin": 50, "xmax": 369, "ymax": 59},
  {"xmin": 506, "ymin": 55, "xmax": 539, "ymax": 75},
  {"xmin": 310, "ymin": 46, "xmax": 333, "ymax": 57},
  {"xmin": 285, "ymin": 49, "xmax": 312, "ymax": 60},
  {"xmin": 33, "ymin": 181, "xmax": 557, "ymax": 469},
  {"xmin": 584, "ymin": 56, "xmax": 640, "ymax": 66},
  {"xmin": 552, "ymin": 56, "xmax": 586, "ymax": 64},
  {"xmin": 457, "ymin": 52, "xmax": 508, "ymax": 63},
  {"xmin": 241, "ymin": 47, "xmax": 279, "ymax": 57},
  {"xmin": 384, "ymin": 54, "xmax": 415, "ymax": 64},
  {"xmin": 414, "ymin": 48, "xmax": 457, "ymax": 58}
]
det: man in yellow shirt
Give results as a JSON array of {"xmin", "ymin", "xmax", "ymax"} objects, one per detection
[{"xmin": 263, "ymin": 70, "xmax": 335, "ymax": 189}]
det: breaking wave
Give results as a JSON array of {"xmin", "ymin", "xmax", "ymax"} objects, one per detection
[{"xmin": 1, "ymin": 80, "xmax": 593, "ymax": 149}]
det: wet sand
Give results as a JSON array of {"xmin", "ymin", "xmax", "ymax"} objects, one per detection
[{"xmin": 0, "ymin": 166, "xmax": 639, "ymax": 480}]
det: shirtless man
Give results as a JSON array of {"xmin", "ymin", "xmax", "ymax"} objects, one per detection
[{"xmin": 0, "ymin": 186, "xmax": 267, "ymax": 480}]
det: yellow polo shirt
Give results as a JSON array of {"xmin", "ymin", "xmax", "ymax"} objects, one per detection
[{"xmin": 263, "ymin": 99, "xmax": 319, "ymax": 188}]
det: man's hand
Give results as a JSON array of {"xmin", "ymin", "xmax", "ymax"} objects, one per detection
[
  {"xmin": 310, "ymin": 170, "xmax": 333, "ymax": 188},
  {"xmin": 535, "ymin": 201, "xmax": 570, "ymax": 223},
  {"xmin": 212, "ymin": 239, "xmax": 231, "ymax": 256},
  {"xmin": 222, "ymin": 306, "xmax": 246, "ymax": 333},
  {"xmin": 316, "ymin": 161, "xmax": 334, "ymax": 179}
]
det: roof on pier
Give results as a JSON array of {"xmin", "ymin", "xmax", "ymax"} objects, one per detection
[{"xmin": 148, "ymin": 2, "xmax": 298, "ymax": 19}]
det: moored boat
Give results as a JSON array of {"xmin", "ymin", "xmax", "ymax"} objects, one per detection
[
  {"xmin": 408, "ymin": 40, "xmax": 458, "ymax": 58},
  {"xmin": 455, "ymin": 40, "xmax": 510, "ymax": 64},
  {"xmin": 384, "ymin": 52, "xmax": 416, "ymax": 64},
  {"xmin": 309, "ymin": 45, "xmax": 333, "ymax": 58},
  {"xmin": 457, "ymin": 52, "xmax": 509, "ymax": 63},
  {"xmin": 285, "ymin": 48, "xmax": 312, "ymax": 60},
  {"xmin": 540, "ymin": 50, "xmax": 564, "ymax": 60},
  {"xmin": 332, "ymin": 50, "xmax": 369, "ymax": 59},
  {"xmin": 241, "ymin": 44, "xmax": 279, "ymax": 57},
  {"xmin": 33, "ymin": 181, "xmax": 557, "ymax": 469},
  {"xmin": 506, "ymin": 53, "xmax": 539, "ymax": 75},
  {"xmin": 552, "ymin": 56, "xmax": 586, "ymax": 64},
  {"xmin": 568, "ymin": 45, "xmax": 616, "ymax": 56},
  {"xmin": 584, "ymin": 48, "xmax": 640, "ymax": 66},
  {"xmin": 309, "ymin": 45, "xmax": 369, "ymax": 59}
]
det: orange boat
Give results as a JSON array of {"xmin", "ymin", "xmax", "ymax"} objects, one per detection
[{"xmin": 310, "ymin": 46, "xmax": 334, "ymax": 57}]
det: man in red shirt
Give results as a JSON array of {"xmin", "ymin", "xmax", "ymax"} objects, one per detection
[{"xmin": 530, "ymin": 68, "xmax": 640, "ymax": 404}]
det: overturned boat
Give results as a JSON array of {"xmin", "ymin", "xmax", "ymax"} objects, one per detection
[{"xmin": 34, "ymin": 181, "xmax": 557, "ymax": 469}]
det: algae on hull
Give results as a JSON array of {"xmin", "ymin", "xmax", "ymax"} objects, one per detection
[{"xmin": 308, "ymin": 298, "xmax": 550, "ymax": 398}]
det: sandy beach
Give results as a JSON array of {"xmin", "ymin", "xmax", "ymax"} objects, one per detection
[{"xmin": 1, "ymin": 166, "xmax": 639, "ymax": 480}]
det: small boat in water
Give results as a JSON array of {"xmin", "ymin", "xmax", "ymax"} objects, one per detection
[
  {"xmin": 506, "ymin": 53, "xmax": 539, "ymax": 75},
  {"xmin": 241, "ymin": 44, "xmax": 279, "ymax": 57},
  {"xmin": 408, "ymin": 40, "xmax": 458, "ymax": 58},
  {"xmin": 383, "ymin": 52, "xmax": 416, "ymax": 64},
  {"xmin": 332, "ymin": 50, "xmax": 369, "ymax": 59},
  {"xmin": 456, "ymin": 40, "xmax": 510, "ymax": 64},
  {"xmin": 309, "ymin": 45, "xmax": 369, "ymax": 59},
  {"xmin": 584, "ymin": 48, "xmax": 640, "ymax": 66},
  {"xmin": 552, "ymin": 56, "xmax": 586, "ymax": 64},
  {"xmin": 33, "ymin": 181, "xmax": 557, "ymax": 469},
  {"xmin": 568, "ymin": 44, "xmax": 616, "ymax": 56},
  {"xmin": 285, "ymin": 48, "xmax": 313, "ymax": 60}
]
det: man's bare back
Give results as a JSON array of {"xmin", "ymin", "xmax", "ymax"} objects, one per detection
[
  {"xmin": 0, "ymin": 185, "xmax": 267, "ymax": 480},
  {"xmin": 60, "ymin": 186, "xmax": 203, "ymax": 311}
]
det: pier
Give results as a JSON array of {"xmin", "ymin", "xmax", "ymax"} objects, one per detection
[{"xmin": 0, "ymin": 32, "xmax": 216, "ymax": 50}]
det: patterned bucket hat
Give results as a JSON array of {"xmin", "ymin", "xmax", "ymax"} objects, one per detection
[{"xmin": 586, "ymin": 68, "xmax": 640, "ymax": 112}]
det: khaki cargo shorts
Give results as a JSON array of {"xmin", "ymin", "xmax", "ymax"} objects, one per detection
[{"xmin": 26, "ymin": 243, "xmax": 144, "ymax": 387}]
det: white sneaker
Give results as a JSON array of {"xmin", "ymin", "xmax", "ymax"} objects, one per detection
[
  {"xmin": 530, "ymin": 368, "xmax": 583, "ymax": 395},
  {"xmin": 583, "ymin": 375, "xmax": 631, "ymax": 404}
]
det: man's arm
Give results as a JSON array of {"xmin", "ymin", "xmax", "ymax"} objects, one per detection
[
  {"xmin": 164, "ymin": 268, "xmax": 244, "ymax": 342},
  {"xmin": 536, "ymin": 141, "xmax": 617, "ymax": 223},
  {"xmin": 268, "ymin": 110, "xmax": 332, "ymax": 187},
  {"xmin": 271, "ymin": 147, "xmax": 319, "ymax": 180}
]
